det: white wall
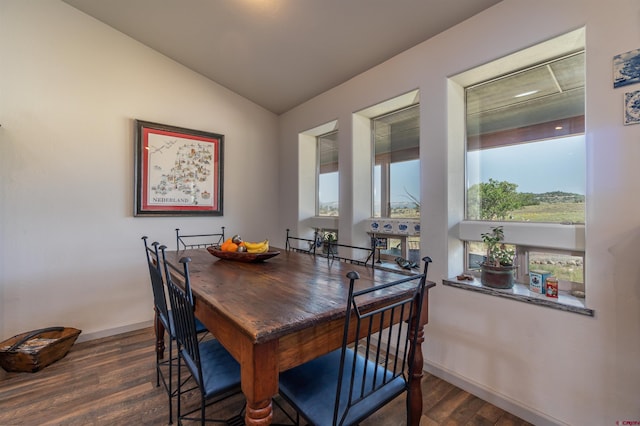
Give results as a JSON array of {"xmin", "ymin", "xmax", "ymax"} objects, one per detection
[
  {"xmin": 279, "ymin": 0, "xmax": 640, "ymax": 424},
  {"xmin": 0, "ymin": 1, "xmax": 279, "ymax": 341}
]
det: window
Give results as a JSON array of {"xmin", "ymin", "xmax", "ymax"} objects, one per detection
[
  {"xmin": 465, "ymin": 52, "xmax": 585, "ymax": 224},
  {"xmin": 372, "ymin": 104, "xmax": 420, "ymax": 218},
  {"xmin": 452, "ymin": 28, "xmax": 586, "ymax": 298},
  {"xmin": 298, "ymin": 120, "xmax": 338, "ymax": 223},
  {"xmin": 465, "ymin": 240, "xmax": 585, "ymax": 293},
  {"xmin": 375, "ymin": 235, "xmax": 421, "ymax": 265},
  {"xmin": 317, "ymin": 131, "xmax": 339, "ymax": 216},
  {"xmin": 354, "ymin": 91, "xmax": 421, "ymax": 268}
]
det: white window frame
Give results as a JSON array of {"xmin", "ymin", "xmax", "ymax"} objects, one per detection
[
  {"xmin": 448, "ymin": 28, "xmax": 587, "ymax": 291},
  {"xmin": 354, "ymin": 90, "xmax": 421, "ymax": 267}
]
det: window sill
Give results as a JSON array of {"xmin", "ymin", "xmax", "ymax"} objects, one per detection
[{"xmin": 442, "ymin": 277, "xmax": 594, "ymax": 317}]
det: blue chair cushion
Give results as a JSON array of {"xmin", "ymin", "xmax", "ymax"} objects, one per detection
[
  {"xmin": 181, "ymin": 338, "xmax": 241, "ymax": 399},
  {"xmin": 194, "ymin": 317, "xmax": 208, "ymax": 334},
  {"xmin": 279, "ymin": 348, "xmax": 406, "ymax": 426}
]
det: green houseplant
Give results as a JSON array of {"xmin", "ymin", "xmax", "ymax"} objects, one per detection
[
  {"xmin": 321, "ymin": 231, "xmax": 338, "ymax": 255},
  {"xmin": 480, "ymin": 226, "xmax": 517, "ymax": 289}
]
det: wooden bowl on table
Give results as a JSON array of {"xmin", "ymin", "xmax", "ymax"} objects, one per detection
[{"xmin": 206, "ymin": 246, "xmax": 280, "ymax": 263}]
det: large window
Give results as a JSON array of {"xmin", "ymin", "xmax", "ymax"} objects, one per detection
[
  {"xmin": 455, "ymin": 28, "xmax": 587, "ymax": 296},
  {"xmin": 317, "ymin": 131, "xmax": 339, "ymax": 216},
  {"xmin": 372, "ymin": 104, "xmax": 420, "ymax": 218},
  {"xmin": 466, "ymin": 52, "xmax": 585, "ymax": 224}
]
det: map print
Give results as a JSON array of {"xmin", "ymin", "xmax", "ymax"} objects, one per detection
[{"xmin": 146, "ymin": 133, "xmax": 216, "ymax": 207}]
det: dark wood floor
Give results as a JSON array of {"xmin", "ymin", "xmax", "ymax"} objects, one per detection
[{"xmin": 0, "ymin": 327, "xmax": 531, "ymax": 425}]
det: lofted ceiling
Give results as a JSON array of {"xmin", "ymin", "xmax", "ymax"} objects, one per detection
[{"xmin": 62, "ymin": 0, "xmax": 502, "ymax": 115}]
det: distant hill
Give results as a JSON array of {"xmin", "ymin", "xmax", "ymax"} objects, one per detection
[
  {"xmin": 322, "ymin": 191, "xmax": 584, "ymax": 214},
  {"xmin": 523, "ymin": 191, "xmax": 585, "ymax": 204}
]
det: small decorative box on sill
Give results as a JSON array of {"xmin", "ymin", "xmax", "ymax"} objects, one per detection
[{"xmin": 0, "ymin": 326, "xmax": 81, "ymax": 373}]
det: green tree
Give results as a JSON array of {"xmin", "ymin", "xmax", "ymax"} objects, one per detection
[
  {"xmin": 517, "ymin": 192, "xmax": 539, "ymax": 206},
  {"xmin": 467, "ymin": 179, "xmax": 523, "ymax": 220}
]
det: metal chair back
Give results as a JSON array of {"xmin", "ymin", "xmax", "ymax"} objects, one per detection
[
  {"xmin": 176, "ymin": 226, "xmax": 225, "ymax": 250},
  {"xmin": 161, "ymin": 252, "xmax": 203, "ymax": 386},
  {"xmin": 333, "ymin": 256, "xmax": 432, "ymax": 425},
  {"xmin": 324, "ymin": 240, "xmax": 375, "ymax": 268},
  {"xmin": 142, "ymin": 236, "xmax": 171, "ymax": 330},
  {"xmin": 285, "ymin": 228, "xmax": 318, "ymax": 254}
]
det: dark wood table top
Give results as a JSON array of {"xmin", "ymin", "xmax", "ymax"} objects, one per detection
[{"xmin": 164, "ymin": 247, "xmax": 429, "ymax": 344}]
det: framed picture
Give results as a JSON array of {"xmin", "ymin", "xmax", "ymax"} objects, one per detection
[
  {"xmin": 613, "ymin": 48, "xmax": 640, "ymax": 88},
  {"xmin": 624, "ymin": 90, "xmax": 640, "ymax": 125},
  {"xmin": 134, "ymin": 120, "xmax": 224, "ymax": 216}
]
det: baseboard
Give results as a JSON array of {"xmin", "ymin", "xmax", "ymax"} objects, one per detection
[
  {"xmin": 423, "ymin": 360, "xmax": 566, "ymax": 426},
  {"xmin": 76, "ymin": 320, "xmax": 153, "ymax": 343}
]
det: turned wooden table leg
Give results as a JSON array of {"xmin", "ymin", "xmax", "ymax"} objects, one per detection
[
  {"xmin": 154, "ymin": 307, "xmax": 166, "ymax": 360},
  {"xmin": 407, "ymin": 287, "xmax": 432, "ymax": 426},
  {"xmin": 242, "ymin": 340, "xmax": 278, "ymax": 426},
  {"xmin": 408, "ymin": 322, "xmax": 425, "ymax": 426},
  {"xmin": 246, "ymin": 399, "xmax": 273, "ymax": 426}
]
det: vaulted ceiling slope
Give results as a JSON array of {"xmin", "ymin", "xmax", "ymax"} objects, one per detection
[{"xmin": 62, "ymin": 0, "xmax": 502, "ymax": 115}]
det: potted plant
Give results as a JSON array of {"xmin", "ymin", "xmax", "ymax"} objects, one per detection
[
  {"xmin": 321, "ymin": 231, "xmax": 338, "ymax": 255},
  {"xmin": 480, "ymin": 226, "xmax": 517, "ymax": 289}
]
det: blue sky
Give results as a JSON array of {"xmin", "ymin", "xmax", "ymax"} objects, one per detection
[{"xmin": 467, "ymin": 135, "xmax": 585, "ymax": 194}]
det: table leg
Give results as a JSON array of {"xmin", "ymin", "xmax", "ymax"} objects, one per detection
[
  {"xmin": 407, "ymin": 286, "xmax": 433, "ymax": 426},
  {"xmin": 407, "ymin": 321, "xmax": 425, "ymax": 426},
  {"xmin": 246, "ymin": 399, "xmax": 272, "ymax": 426},
  {"xmin": 242, "ymin": 340, "xmax": 278, "ymax": 426},
  {"xmin": 154, "ymin": 307, "xmax": 166, "ymax": 360}
]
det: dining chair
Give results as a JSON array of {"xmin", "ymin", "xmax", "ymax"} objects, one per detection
[
  {"xmin": 323, "ymin": 240, "xmax": 375, "ymax": 268},
  {"xmin": 285, "ymin": 228, "xmax": 318, "ymax": 254},
  {"xmin": 160, "ymin": 247, "xmax": 243, "ymax": 425},
  {"xmin": 176, "ymin": 226, "xmax": 226, "ymax": 250},
  {"xmin": 278, "ymin": 256, "xmax": 432, "ymax": 426},
  {"xmin": 141, "ymin": 236, "xmax": 210, "ymax": 424}
]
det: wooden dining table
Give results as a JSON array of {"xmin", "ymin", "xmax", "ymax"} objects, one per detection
[{"xmin": 159, "ymin": 247, "xmax": 435, "ymax": 426}]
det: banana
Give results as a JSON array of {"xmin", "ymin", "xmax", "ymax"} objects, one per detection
[{"xmin": 245, "ymin": 239, "xmax": 269, "ymax": 253}]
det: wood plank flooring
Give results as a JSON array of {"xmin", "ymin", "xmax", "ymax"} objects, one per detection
[{"xmin": 0, "ymin": 327, "xmax": 531, "ymax": 425}]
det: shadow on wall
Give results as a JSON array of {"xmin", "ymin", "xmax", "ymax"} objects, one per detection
[
  {"xmin": 608, "ymin": 227, "xmax": 640, "ymax": 300},
  {"xmin": 607, "ymin": 226, "xmax": 640, "ymax": 411}
]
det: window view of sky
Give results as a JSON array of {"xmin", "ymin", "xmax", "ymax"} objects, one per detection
[
  {"xmin": 318, "ymin": 172, "xmax": 339, "ymax": 205},
  {"xmin": 467, "ymin": 135, "xmax": 585, "ymax": 194},
  {"xmin": 320, "ymin": 160, "xmax": 421, "ymax": 206}
]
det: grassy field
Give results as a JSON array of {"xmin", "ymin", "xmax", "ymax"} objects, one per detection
[
  {"xmin": 509, "ymin": 202, "xmax": 585, "ymax": 224},
  {"xmin": 386, "ymin": 202, "xmax": 585, "ymax": 223}
]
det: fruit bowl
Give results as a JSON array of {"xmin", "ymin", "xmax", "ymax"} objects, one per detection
[{"xmin": 207, "ymin": 246, "xmax": 280, "ymax": 263}]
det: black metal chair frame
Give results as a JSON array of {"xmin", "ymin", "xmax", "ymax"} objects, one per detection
[
  {"xmin": 142, "ymin": 236, "xmax": 179, "ymax": 423},
  {"xmin": 176, "ymin": 227, "xmax": 225, "ymax": 250},
  {"xmin": 278, "ymin": 257, "xmax": 432, "ymax": 426},
  {"xmin": 142, "ymin": 236, "xmax": 211, "ymax": 424},
  {"xmin": 286, "ymin": 228, "xmax": 375, "ymax": 267},
  {"xmin": 323, "ymin": 240, "xmax": 375, "ymax": 268},
  {"xmin": 285, "ymin": 228, "xmax": 318, "ymax": 254},
  {"xmin": 160, "ymin": 247, "xmax": 243, "ymax": 425}
]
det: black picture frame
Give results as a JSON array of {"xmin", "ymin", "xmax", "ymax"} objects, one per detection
[{"xmin": 134, "ymin": 120, "xmax": 224, "ymax": 216}]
